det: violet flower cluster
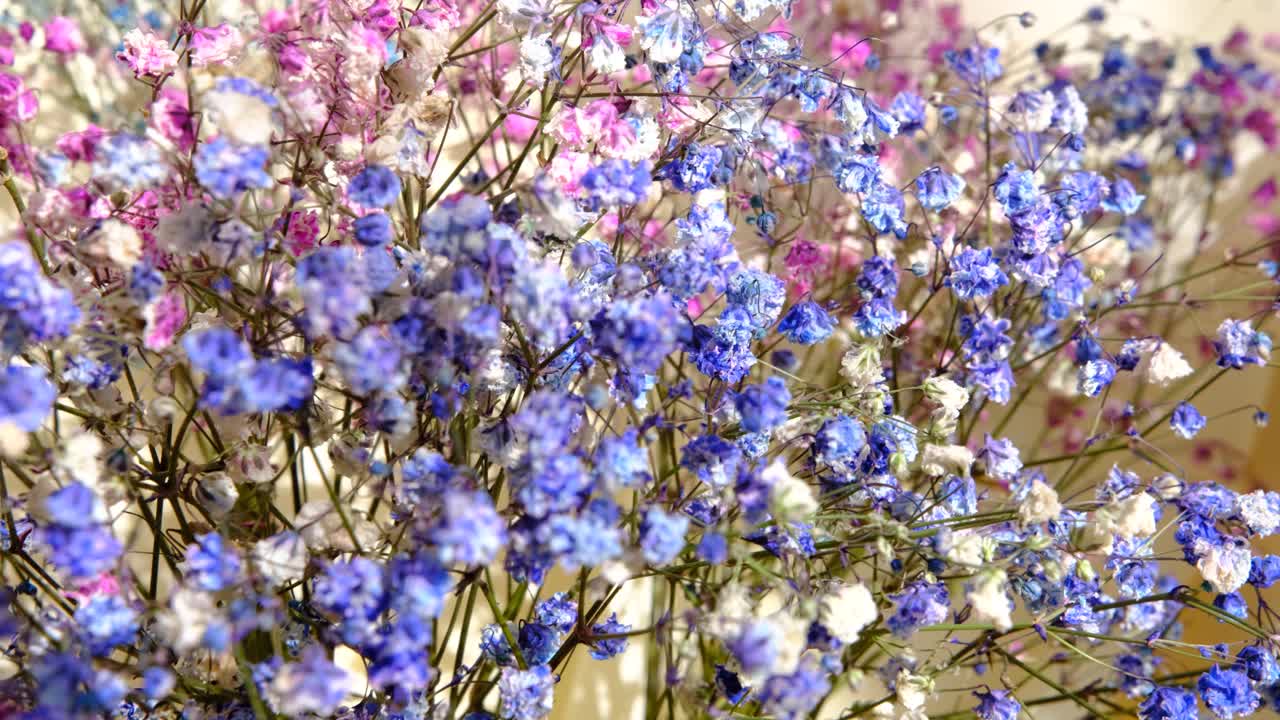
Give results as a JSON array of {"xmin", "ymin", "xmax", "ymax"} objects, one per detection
[{"xmin": 1, "ymin": 1, "xmax": 1280, "ymax": 719}]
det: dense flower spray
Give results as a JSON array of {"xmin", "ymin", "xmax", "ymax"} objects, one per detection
[{"xmin": 1, "ymin": 0, "xmax": 1280, "ymax": 718}]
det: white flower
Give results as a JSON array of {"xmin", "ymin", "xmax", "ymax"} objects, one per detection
[
  {"xmin": 1151, "ymin": 473, "xmax": 1184, "ymax": 500},
  {"xmin": 967, "ymin": 570, "xmax": 1013, "ymax": 631},
  {"xmin": 1019, "ymin": 480, "xmax": 1062, "ymax": 526},
  {"xmin": 588, "ymin": 34, "xmax": 626, "ymax": 74},
  {"xmin": 1101, "ymin": 492, "xmax": 1158, "ymax": 539},
  {"xmin": 923, "ymin": 376, "xmax": 969, "ymax": 417},
  {"xmin": 518, "ymin": 34, "xmax": 557, "ymax": 86},
  {"xmin": 1236, "ymin": 490, "xmax": 1280, "ymax": 536},
  {"xmin": 157, "ymin": 588, "xmax": 222, "ymax": 653},
  {"xmin": 253, "ymin": 531, "xmax": 309, "ymax": 586},
  {"xmin": 196, "ymin": 472, "xmax": 239, "ymax": 519},
  {"xmin": 820, "ymin": 582, "xmax": 877, "ymax": 644},
  {"xmin": 205, "ymin": 89, "xmax": 274, "ymax": 146},
  {"xmin": 1147, "ymin": 342, "xmax": 1193, "ymax": 386},
  {"xmin": 841, "ymin": 344, "xmax": 884, "ymax": 391},
  {"xmin": 766, "ymin": 458, "xmax": 818, "ymax": 521},
  {"xmin": 56, "ymin": 432, "xmax": 103, "ymax": 487},
  {"xmin": 920, "ymin": 444, "xmax": 974, "ymax": 476},
  {"xmin": 895, "ymin": 670, "xmax": 932, "ymax": 711},
  {"xmin": 82, "ymin": 219, "xmax": 142, "ymax": 268},
  {"xmin": 941, "ymin": 529, "xmax": 987, "ymax": 567},
  {"xmin": 1196, "ymin": 541, "xmax": 1252, "ymax": 594}
]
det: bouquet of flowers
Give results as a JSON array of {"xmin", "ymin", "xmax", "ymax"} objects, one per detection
[{"xmin": 2, "ymin": 0, "xmax": 1280, "ymax": 717}]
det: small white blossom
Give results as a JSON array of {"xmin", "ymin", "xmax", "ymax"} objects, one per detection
[
  {"xmin": 1196, "ymin": 541, "xmax": 1252, "ymax": 594},
  {"xmin": 920, "ymin": 444, "xmax": 973, "ymax": 476},
  {"xmin": 253, "ymin": 531, "xmax": 309, "ymax": 586},
  {"xmin": 766, "ymin": 458, "xmax": 818, "ymax": 521},
  {"xmin": 1019, "ymin": 480, "xmax": 1062, "ymax": 526},
  {"xmin": 968, "ymin": 570, "xmax": 1014, "ymax": 631},
  {"xmin": 820, "ymin": 582, "xmax": 877, "ymax": 644},
  {"xmin": 941, "ymin": 529, "xmax": 987, "ymax": 567},
  {"xmin": 923, "ymin": 375, "xmax": 969, "ymax": 417},
  {"xmin": 1236, "ymin": 490, "xmax": 1280, "ymax": 536},
  {"xmin": 1147, "ymin": 342, "xmax": 1193, "ymax": 386}
]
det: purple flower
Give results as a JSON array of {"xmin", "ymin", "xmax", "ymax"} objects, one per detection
[
  {"xmin": 639, "ymin": 507, "xmax": 689, "ymax": 565},
  {"xmin": 1139, "ymin": 686, "xmax": 1199, "ymax": 720},
  {"xmin": 1171, "ymin": 401, "xmax": 1206, "ymax": 439},
  {"xmin": 0, "ymin": 364, "xmax": 55, "ymax": 431},
  {"xmin": 349, "ymin": 164, "xmax": 402, "ymax": 208},
  {"xmin": 949, "ymin": 247, "xmax": 1008, "ymax": 301},
  {"xmin": 1197, "ymin": 665, "xmax": 1260, "ymax": 719},
  {"xmin": 777, "ymin": 301, "xmax": 834, "ymax": 344},
  {"xmin": 499, "ymin": 665, "xmax": 556, "ymax": 720},
  {"xmin": 735, "ymin": 376, "xmax": 791, "ymax": 433},
  {"xmin": 588, "ymin": 613, "xmax": 630, "ymax": 660},
  {"xmin": 973, "ymin": 689, "xmax": 1021, "ymax": 720},
  {"xmin": 194, "ymin": 137, "xmax": 272, "ymax": 198}
]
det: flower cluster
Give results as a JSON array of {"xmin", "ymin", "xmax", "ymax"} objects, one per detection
[{"xmin": 1, "ymin": 1, "xmax": 1280, "ymax": 719}]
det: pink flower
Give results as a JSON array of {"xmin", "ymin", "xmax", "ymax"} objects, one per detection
[
  {"xmin": 0, "ymin": 73, "xmax": 37, "ymax": 125},
  {"xmin": 1244, "ymin": 108, "xmax": 1277, "ymax": 149},
  {"xmin": 189, "ymin": 24, "xmax": 244, "ymax": 67},
  {"xmin": 117, "ymin": 28, "xmax": 179, "ymax": 78},
  {"xmin": 152, "ymin": 90, "xmax": 196, "ymax": 151},
  {"xmin": 829, "ymin": 32, "xmax": 872, "ymax": 74},
  {"xmin": 281, "ymin": 210, "xmax": 321, "ymax": 256},
  {"xmin": 548, "ymin": 151, "xmax": 592, "ymax": 194},
  {"xmin": 144, "ymin": 290, "xmax": 188, "ymax": 351},
  {"xmin": 1252, "ymin": 178, "xmax": 1276, "ymax": 208},
  {"xmin": 56, "ymin": 125, "xmax": 106, "ymax": 162},
  {"xmin": 503, "ymin": 113, "xmax": 540, "ymax": 142},
  {"xmin": 42, "ymin": 16, "xmax": 84, "ymax": 54}
]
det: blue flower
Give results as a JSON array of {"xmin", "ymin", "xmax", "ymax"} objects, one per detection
[
  {"xmin": 777, "ymin": 301, "xmax": 834, "ymax": 344},
  {"xmin": 735, "ymin": 377, "xmax": 791, "ymax": 433},
  {"xmin": 74, "ymin": 595, "xmax": 138, "ymax": 656},
  {"xmin": 590, "ymin": 292, "xmax": 682, "ymax": 376},
  {"xmin": 498, "ymin": 665, "xmax": 556, "ymax": 720},
  {"xmin": 589, "ymin": 613, "xmax": 630, "ymax": 660},
  {"xmin": 1215, "ymin": 319, "xmax": 1270, "ymax": 369},
  {"xmin": 756, "ymin": 655, "xmax": 831, "ymax": 720},
  {"xmin": 182, "ymin": 533, "xmax": 242, "ymax": 591},
  {"xmin": 697, "ymin": 532, "xmax": 729, "ymax": 563},
  {"xmin": 580, "ymin": 159, "xmax": 651, "ymax": 209},
  {"xmin": 1197, "ymin": 665, "xmax": 1260, "ymax": 719},
  {"xmin": 639, "ymin": 507, "xmax": 689, "ymax": 565},
  {"xmin": 665, "ymin": 142, "xmax": 724, "ymax": 193},
  {"xmin": 1103, "ymin": 177, "xmax": 1146, "ymax": 215},
  {"xmin": 535, "ymin": 593, "xmax": 579, "ymax": 634},
  {"xmin": 945, "ymin": 46, "xmax": 1003, "ymax": 86},
  {"xmin": 428, "ymin": 490, "xmax": 507, "ymax": 567},
  {"xmin": 183, "ymin": 327, "xmax": 252, "ymax": 382},
  {"xmin": 1250, "ymin": 555, "xmax": 1280, "ymax": 588},
  {"xmin": 1236, "ymin": 646, "xmax": 1280, "ymax": 684},
  {"xmin": 973, "ymin": 689, "xmax": 1021, "ymax": 720},
  {"xmin": 353, "ymin": 212, "xmax": 394, "ymax": 247},
  {"xmin": 0, "ymin": 242, "xmax": 80, "ymax": 351},
  {"xmin": 853, "ymin": 296, "xmax": 905, "ymax": 337},
  {"xmin": 518, "ymin": 622, "xmax": 560, "ymax": 666},
  {"xmin": 814, "ymin": 415, "xmax": 867, "ymax": 477},
  {"xmin": 690, "ymin": 307, "xmax": 758, "ymax": 382},
  {"xmin": 857, "ymin": 256, "xmax": 900, "ymax": 299},
  {"xmin": 1139, "ymin": 685, "xmax": 1199, "ymax": 720},
  {"xmin": 726, "ymin": 269, "xmax": 786, "ymax": 331},
  {"xmin": 194, "ymin": 137, "xmax": 272, "ymax": 198},
  {"xmin": 1078, "ymin": 359, "xmax": 1116, "ymax": 397},
  {"xmin": 915, "ymin": 167, "xmax": 964, "ymax": 211},
  {"xmin": 1171, "ymin": 402, "xmax": 1206, "ymax": 439},
  {"xmin": 948, "ymin": 247, "xmax": 1009, "ymax": 301},
  {"xmin": 91, "ymin": 133, "xmax": 168, "ymax": 189},
  {"xmin": 887, "ymin": 581, "xmax": 949, "ymax": 636},
  {"xmin": 994, "ymin": 163, "xmax": 1039, "ymax": 216},
  {"xmin": 334, "ymin": 327, "xmax": 403, "ymax": 395},
  {"xmin": 594, "ymin": 430, "xmax": 651, "ymax": 489},
  {"xmin": 0, "ymin": 364, "xmax": 56, "ymax": 431},
  {"xmin": 349, "ymin": 164, "xmax": 402, "ymax": 208},
  {"xmin": 861, "ymin": 181, "xmax": 908, "ymax": 237},
  {"xmin": 313, "ymin": 557, "xmax": 387, "ymax": 646}
]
